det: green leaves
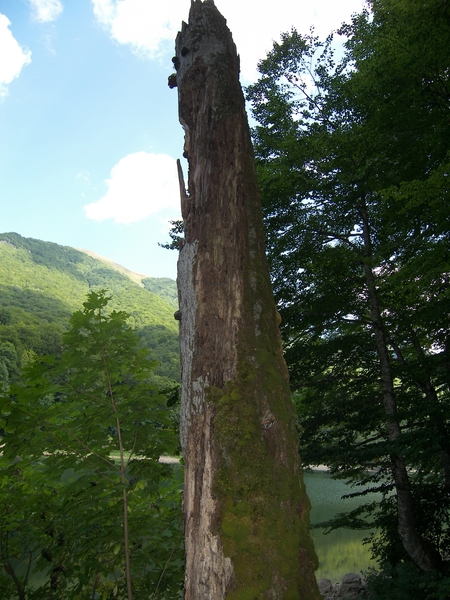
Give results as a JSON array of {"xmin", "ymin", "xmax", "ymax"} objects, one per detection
[
  {"xmin": 0, "ymin": 290, "xmax": 183, "ymax": 599},
  {"xmin": 247, "ymin": 0, "xmax": 450, "ymax": 574},
  {"xmin": 0, "ymin": 233, "xmax": 181, "ymax": 384}
]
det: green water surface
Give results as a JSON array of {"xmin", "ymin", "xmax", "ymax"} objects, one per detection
[{"xmin": 304, "ymin": 470, "xmax": 379, "ymax": 583}]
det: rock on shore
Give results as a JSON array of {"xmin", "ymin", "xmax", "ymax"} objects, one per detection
[{"xmin": 318, "ymin": 573, "xmax": 367, "ymax": 599}]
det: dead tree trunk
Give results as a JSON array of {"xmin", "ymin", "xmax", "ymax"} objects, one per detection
[{"xmin": 169, "ymin": 1, "xmax": 320, "ymax": 598}]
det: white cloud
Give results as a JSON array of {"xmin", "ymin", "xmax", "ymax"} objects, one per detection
[
  {"xmin": 215, "ymin": 0, "xmax": 365, "ymax": 81},
  {"xmin": 91, "ymin": 0, "xmax": 364, "ymax": 80},
  {"xmin": 0, "ymin": 14, "xmax": 32, "ymax": 98},
  {"xmin": 92, "ymin": 0, "xmax": 185, "ymax": 58},
  {"xmin": 29, "ymin": 0, "xmax": 64, "ymax": 23},
  {"xmin": 84, "ymin": 152, "xmax": 180, "ymax": 224}
]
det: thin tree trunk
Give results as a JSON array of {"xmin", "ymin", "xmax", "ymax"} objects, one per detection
[
  {"xmin": 410, "ymin": 334, "xmax": 450, "ymax": 491},
  {"xmin": 105, "ymin": 353, "xmax": 133, "ymax": 600},
  {"xmin": 4, "ymin": 563, "xmax": 26, "ymax": 600},
  {"xmin": 170, "ymin": 1, "xmax": 320, "ymax": 598},
  {"xmin": 359, "ymin": 200, "xmax": 441, "ymax": 572},
  {"xmin": 390, "ymin": 335, "xmax": 450, "ymax": 491}
]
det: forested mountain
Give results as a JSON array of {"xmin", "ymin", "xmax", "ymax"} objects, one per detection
[
  {"xmin": 0, "ymin": 232, "xmax": 180, "ymax": 384},
  {"xmin": 142, "ymin": 277, "xmax": 178, "ymax": 308},
  {"xmin": 77, "ymin": 249, "xmax": 178, "ymax": 308}
]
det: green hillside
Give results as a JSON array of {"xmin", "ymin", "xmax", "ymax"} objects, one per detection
[
  {"xmin": 142, "ymin": 277, "xmax": 178, "ymax": 307},
  {"xmin": 0, "ymin": 232, "xmax": 180, "ymax": 384},
  {"xmin": 76, "ymin": 248, "xmax": 179, "ymax": 308}
]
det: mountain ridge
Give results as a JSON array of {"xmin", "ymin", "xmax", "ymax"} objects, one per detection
[
  {"xmin": 76, "ymin": 248, "xmax": 150, "ymax": 287},
  {"xmin": 0, "ymin": 232, "xmax": 180, "ymax": 384}
]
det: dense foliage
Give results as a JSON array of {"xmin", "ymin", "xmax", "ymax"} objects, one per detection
[
  {"xmin": 0, "ymin": 291, "xmax": 183, "ymax": 599},
  {"xmin": 247, "ymin": 0, "xmax": 450, "ymax": 589},
  {"xmin": 142, "ymin": 278, "xmax": 178, "ymax": 309},
  {"xmin": 0, "ymin": 233, "xmax": 180, "ymax": 384}
]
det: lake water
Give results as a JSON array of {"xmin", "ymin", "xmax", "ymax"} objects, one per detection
[
  {"xmin": 14, "ymin": 466, "xmax": 376, "ymax": 591},
  {"xmin": 304, "ymin": 470, "xmax": 379, "ymax": 583}
]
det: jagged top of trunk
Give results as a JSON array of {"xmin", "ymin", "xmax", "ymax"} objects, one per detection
[{"xmin": 173, "ymin": 0, "xmax": 240, "ymax": 93}]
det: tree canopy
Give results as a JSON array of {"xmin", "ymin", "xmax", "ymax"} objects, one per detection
[
  {"xmin": 247, "ymin": 0, "xmax": 450, "ymax": 585},
  {"xmin": 0, "ymin": 291, "xmax": 183, "ymax": 599}
]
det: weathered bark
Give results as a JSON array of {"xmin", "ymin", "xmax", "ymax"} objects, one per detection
[
  {"xmin": 170, "ymin": 1, "xmax": 320, "ymax": 598},
  {"xmin": 359, "ymin": 201, "xmax": 442, "ymax": 572}
]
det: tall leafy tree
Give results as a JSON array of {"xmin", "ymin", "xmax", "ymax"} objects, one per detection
[
  {"xmin": 246, "ymin": 0, "xmax": 450, "ymax": 575},
  {"xmin": 0, "ymin": 291, "xmax": 183, "ymax": 599}
]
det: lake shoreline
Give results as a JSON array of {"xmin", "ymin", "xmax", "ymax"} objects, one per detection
[
  {"xmin": 159, "ymin": 456, "xmax": 332, "ymax": 472},
  {"xmin": 305, "ymin": 464, "xmax": 330, "ymax": 472}
]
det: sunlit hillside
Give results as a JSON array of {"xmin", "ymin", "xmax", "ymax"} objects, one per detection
[{"xmin": 0, "ymin": 232, "xmax": 180, "ymax": 383}]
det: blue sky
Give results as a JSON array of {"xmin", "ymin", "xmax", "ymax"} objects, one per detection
[{"xmin": 0, "ymin": 0, "xmax": 364, "ymax": 279}]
